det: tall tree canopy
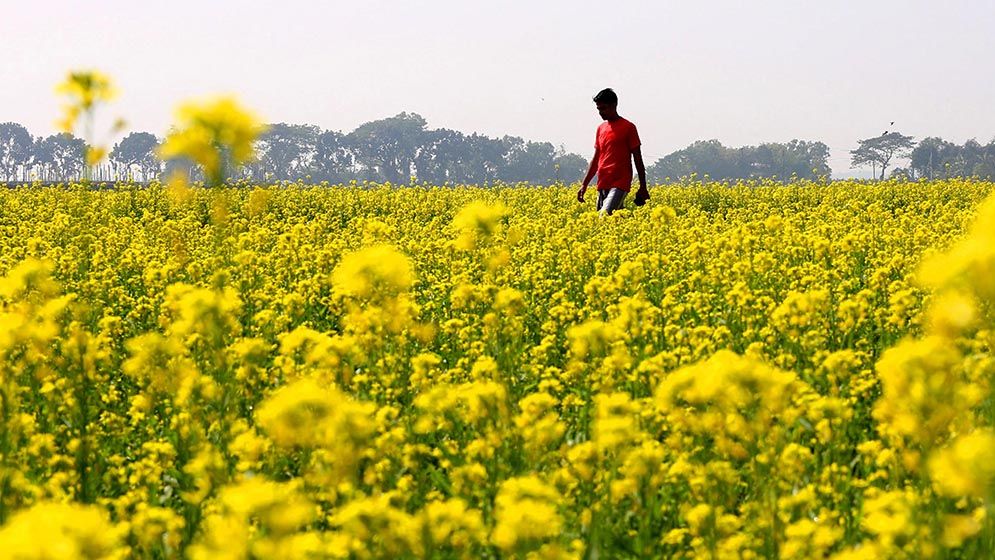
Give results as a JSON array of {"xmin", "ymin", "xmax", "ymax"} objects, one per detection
[
  {"xmin": 253, "ymin": 123, "xmax": 320, "ymax": 181},
  {"xmin": 348, "ymin": 112, "xmax": 428, "ymax": 184},
  {"xmin": 110, "ymin": 132, "xmax": 161, "ymax": 181},
  {"xmin": 311, "ymin": 130, "xmax": 355, "ymax": 183},
  {"xmin": 850, "ymin": 132, "xmax": 916, "ymax": 180},
  {"xmin": 0, "ymin": 122, "xmax": 34, "ymax": 181},
  {"xmin": 909, "ymin": 137, "xmax": 995, "ymax": 180},
  {"xmin": 33, "ymin": 133, "xmax": 86, "ymax": 181}
]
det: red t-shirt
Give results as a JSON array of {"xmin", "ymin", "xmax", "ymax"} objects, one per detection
[{"xmin": 595, "ymin": 117, "xmax": 641, "ymax": 191}]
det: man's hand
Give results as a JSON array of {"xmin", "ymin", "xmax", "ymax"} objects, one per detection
[
  {"xmin": 577, "ymin": 185, "xmax": 587, "ymax": 203},
  {"xmin": 634, "ymin": 185, "xmax": 650, "ymax": 206}
]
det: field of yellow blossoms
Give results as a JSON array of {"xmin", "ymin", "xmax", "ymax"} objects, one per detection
[{"xmin": 1, "ymin": 179, "xmax": 995, "ymax": 559}]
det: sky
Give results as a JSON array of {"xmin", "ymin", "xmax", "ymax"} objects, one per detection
[{"xmin": 3, "ymin": 0, "xmax": 994, "ymax": 177}]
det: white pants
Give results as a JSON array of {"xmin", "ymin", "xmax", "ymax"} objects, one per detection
[{"xmin": 596, "ymin": 188, "xmax": 627, "ymax": 215}]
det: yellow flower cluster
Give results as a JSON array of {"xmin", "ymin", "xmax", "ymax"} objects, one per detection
[
  {"xmin": 0, "ymin": 178, "xmax": 992, "ymax": 559},
  {"xmin": 159, "ymin": 97, "xmax": 266, "ymax": 186},
  {"xmin": 55, "ymin": 70, "xmax": 116, "ymax": 133},
  {"xmin": 54, "ymin": 69, "xmax": 124, "ymax": 167}
]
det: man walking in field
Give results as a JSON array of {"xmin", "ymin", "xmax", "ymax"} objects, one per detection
[{"xmin": 578, "ymin": 88, "xmax": 649, "ymax": 215}]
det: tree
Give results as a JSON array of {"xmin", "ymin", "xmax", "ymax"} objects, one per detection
[
  {"xmin": 975, "ymin": 160, "xmax": 995, "ymax": 180},
  {"xmin": 647, "ymin": 140, "xmax": 737, "ymax": 181},
  {"xmin": 960, "ymin": 139, "xmax": 995, "ymax": 179},
  {"xmin": 109, "ymin": 132, "xmax": 161, "ymax": 181},
  {"xmin": 415, "ymin": 130, "xmax": 522, "ymax": 184},
  {"xmin": 910, "ymin": 137, "xmax": 957, "ymax": 179},
  {"xmin": 787, "ymin": 140, "xmax": 831, "ymax": 178},
  {"xmin": 348, "ymin": 112, "xmax": 427, "ymax": 183},
  {"xmin": 500, "ymin": 137, "xmax": 558, "ymax": 183},
  {"xmin": 255, "ymin": 123, "xmax": 320, "ymax": 181},
  {"xmin": 888, "ymin": 167, "xmax": 912, "ymax": 180},
  {"xmin": 33, "ymin": 133, "xmax": 86, "ymax": 181},
  {"xmin": 980, "ymin": 140, "xmax": 995, "ymax": 180},
  {"xmin": 909, "ymin": 137, "xmax": 995, "ymax": 180},
  {"xmin": 748, "ymin": 140, "xmax": 831, "ymax": 180},
  {"xmin": 311, "ymin": 130, "xmax": 355, "ymax": 183},
  {"xmin": 457, "ymin": 133, "xmax": 505, "ymax": 184},
  {"xmin": 553, "ymin": 151, "xmax": 587, "ymax": 184},
  {"xmin": 850, "ymin": 132, "xmax": 915, "ymax": 180},
  {"xmin": 965, "ymin": 139, "xmax": 995, "ymax": 179},
  {"xmin": 413, "ymin": 128, "xmax": 469, "ymax": 184},
  {"xmin": 648, "ymin": 149, "xmax": 694, "ymax": 182},
  {"xmin": 0, "ymin": 122, "xmax": 34, "ymax": 181}
]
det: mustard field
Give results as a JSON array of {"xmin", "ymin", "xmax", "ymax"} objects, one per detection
[{"xmin": 1, "ymin": 179, "xmax": 994, "ymax": 559}]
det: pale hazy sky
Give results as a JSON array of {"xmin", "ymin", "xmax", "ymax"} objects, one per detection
[{"xmin": 3, "ymin": 0, "xmax": 994, "ymax": 176}]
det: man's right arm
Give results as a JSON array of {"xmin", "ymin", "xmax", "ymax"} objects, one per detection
[{"xmin": 578, "ymin": 149, "xmax": 598, "ymax": 202}]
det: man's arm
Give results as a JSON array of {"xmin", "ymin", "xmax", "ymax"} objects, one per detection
[
  {"xmin": 633, "ymin": 146, "xmax": 647, "ymax": 192},
  {"xmin": 578, "ymin": 148, "xmax": 599, "ymax": 202}
]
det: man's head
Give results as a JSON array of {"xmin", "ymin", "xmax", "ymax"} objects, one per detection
[{"xmin": 593, "ymin": 88, "xmax": 618, "ymax": 120}]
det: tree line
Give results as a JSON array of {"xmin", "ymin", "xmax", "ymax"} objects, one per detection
[
  {"xmin": 2, "ymin": 116, "xmax": 993, "ymax": 184},
  {"xmin": 647, "ymin": 139, "xmax": 832, "ymax": 181},
  {"xmin": 848, "ymin": 132, "xmax": 995, "ymax": 180},
  {"xmin": 0, "ymin": 114, "xmax": 588, "ymax": 185}
]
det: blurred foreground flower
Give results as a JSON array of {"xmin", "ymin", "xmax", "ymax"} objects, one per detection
[
  {"xmin": 0, "ymin": 502, "xmax": 126, "ymax": 559},
  {"xmin": 54, "ymin": 69, "xmax": 123, "ymax": 170},
  {"xmin": 452, "ymin": 200, "xmax": 509, "ymax": 251},
  {"xmin": 929, "ymin": 430, "xmax": 995, "ymax": 499},
  {"xmin": 332, "ymin": 245, "xmax": 415, "ymax": 301},
  {"xmin": 159, "ymin": 96, "xmax": 265, "ymax": 186},
  {"xmin": 55, "ymin": 70, "xmax": 116, "ymax": 131}
]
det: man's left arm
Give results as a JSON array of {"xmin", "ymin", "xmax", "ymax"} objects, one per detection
[{"xmin": 632, "ymin": 146, "xmax": 647, "ymax": 193}]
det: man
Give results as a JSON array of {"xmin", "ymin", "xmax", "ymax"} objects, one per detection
[{"xmin": 578, "ymin": 88, "xmax": 648, "ymax": 215}]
